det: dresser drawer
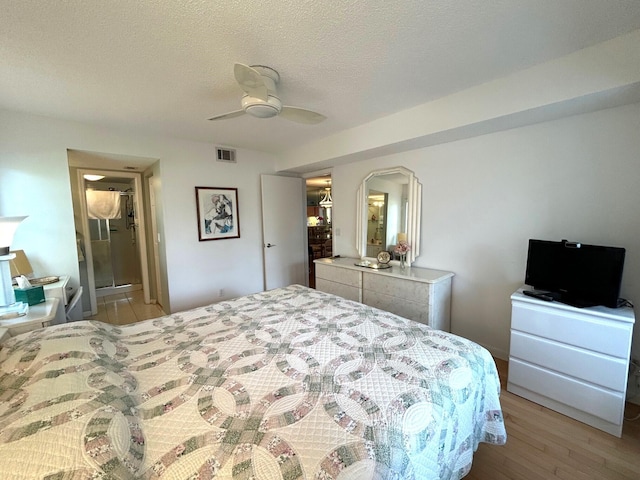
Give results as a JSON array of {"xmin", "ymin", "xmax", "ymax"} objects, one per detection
[
  {"xmin": 509, "ymin": 331, "xmax": 627, "ymax": 391},
  {"xmin": 362, "ymin": 290, "xmax": 428, "ymax": 325},
  {"xmin": 508, "ymin": 358, "xmax": 624, "ymax": 425},
  {"xmin": 363, "ymin": 273, "xmax": 430, "ymax": 303},
  {"xmin": 315, "ymin": 264, "xmax": 361, "ymax": 288},
  {"xmin": 316, "ymin": 279, "xmax": 360, "ymax": 302},
  {"xmin": 8, "ymin": 321, "xmax": 49, "ymax": 336},
  {"xmin": 511, "ymin": 303, "xmax": 632, "ymax": 358}
]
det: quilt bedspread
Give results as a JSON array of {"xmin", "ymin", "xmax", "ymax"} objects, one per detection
[{"xmin": 0, "ymin": 285, "xmax": 505, "ymax": 479}]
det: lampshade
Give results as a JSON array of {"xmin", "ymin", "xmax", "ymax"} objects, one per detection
[
  {"xmin": 0, "ymin": 216, "xmax": 28, "ymax": 255},
  {"xmin": 9, "ymin": 249, "xmax": 33, "ymax": 277},
  {"xmin": 0, "ymin": 216, "xmax": 28, "ymax": 310}
]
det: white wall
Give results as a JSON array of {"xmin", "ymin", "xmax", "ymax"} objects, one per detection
[
  {"xmin": 331, "ymin": 103, "xmax": 640, "ymax": 360},
  {"xmin": 0, "ymin": 109, "xmax": 277, "ymax": 313},
  {"xmin": 2, "ymin": 103, "xmax": 639, "ymax": 361}
]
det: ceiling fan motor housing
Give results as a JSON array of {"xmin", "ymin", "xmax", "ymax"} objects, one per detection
[{"xmin": 242, "ymin": 94, "xmax": 282, "ymax": 118}]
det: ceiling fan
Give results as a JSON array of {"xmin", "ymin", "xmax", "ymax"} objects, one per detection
[{"xmin": 208, "ymin": 63, "xmax": 326, "ymax": 124}]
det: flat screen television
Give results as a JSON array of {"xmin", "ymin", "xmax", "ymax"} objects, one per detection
[{"xmin": 524, "ymin": 239, "xmax": 626, "ymax": 308}]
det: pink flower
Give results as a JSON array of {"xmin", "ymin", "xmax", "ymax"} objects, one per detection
[{"xmin": 394, "ymin": 241, "xmax": 411, "ymax": 254}]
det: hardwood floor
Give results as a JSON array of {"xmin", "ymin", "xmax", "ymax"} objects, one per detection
[{"xmin": 467, "ymin": 358, "xmax": 640, "ymax": 479}]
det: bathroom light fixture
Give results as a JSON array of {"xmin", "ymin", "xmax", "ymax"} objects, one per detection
[
  {"xmin": 83, "ymin": 174, "xmax": 105, "ymax": 181},
  {"xmin": 0, "ymin": 216, "xmax": 28, "ymax": 315}
]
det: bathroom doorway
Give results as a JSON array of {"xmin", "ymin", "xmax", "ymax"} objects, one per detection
[
  {"xmin": 77, "ymin": 168, "xmax": 151, "ymax": 315},
  {"xmin": 86, "ymin": 178, "xmax": 142, "ymax": 295}
]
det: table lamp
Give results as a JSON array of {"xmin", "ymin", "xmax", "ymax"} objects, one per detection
[{"xmin": 0, "ymin": 216, "xmax": 29, "ymax": 317}]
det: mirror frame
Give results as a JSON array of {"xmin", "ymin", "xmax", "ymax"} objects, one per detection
[{"xmin": 356, "ymin": 166, "xmax": 421, "ymax": 265}]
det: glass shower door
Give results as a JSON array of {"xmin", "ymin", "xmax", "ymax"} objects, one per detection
[
  {"xmin": 89, "ymin": 218, "xmax": 114, "ymax": 288},
  {"xmin": 88, "ymin": 191, "xmax": 141, "ymax": 290}
]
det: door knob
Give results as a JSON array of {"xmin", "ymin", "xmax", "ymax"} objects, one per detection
[{"xmin": 265, "ymin": 243, "xmax": 276, "ymax": 248}]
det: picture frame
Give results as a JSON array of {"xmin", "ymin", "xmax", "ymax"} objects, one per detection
[{"xmin": 195, "ymin": 186, "xmax": 240, "ymax": 241}]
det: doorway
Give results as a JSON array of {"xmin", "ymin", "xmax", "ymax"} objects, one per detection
[
  {"xmin": 76, "ymin": 168, "xmax": 151, "ymax": 316},
  {"xmin": 305, "ymin": 174, "xmax": 332, "ymax": 288},
  {"xmin": 85, "ymin": 178, "xmax": 142, "ymax": 296}
]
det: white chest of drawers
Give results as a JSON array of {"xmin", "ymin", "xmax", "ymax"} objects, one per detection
[
  {"xmin": 314, "ymin": 257, "xmax": 454, "ymax": 331},
  {"xmin": 507, "ymin": 288, "xmax": 635, "ymax": 437}
]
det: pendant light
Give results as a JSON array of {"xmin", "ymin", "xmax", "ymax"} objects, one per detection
[{"xmin": 319, "ymin": 183, "xmax": 332, "ymax": 208}]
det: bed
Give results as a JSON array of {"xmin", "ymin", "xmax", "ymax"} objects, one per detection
[{"xmin": 0, "ymin": 285, "xmax": 506, "ymax": 479}]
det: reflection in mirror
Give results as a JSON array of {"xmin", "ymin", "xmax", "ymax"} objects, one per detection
[
  {"xmin": 366, "ymin": 191, "xmax": 387, "ymax": 257},
  {"xmin": 356, "ymin": 167, "xmax": 421, "ymax": 265}
]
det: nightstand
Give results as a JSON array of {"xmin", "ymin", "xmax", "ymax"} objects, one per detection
[{"xmin": 0, "ymin": 298, "xmax": 60, "ymax": 337}]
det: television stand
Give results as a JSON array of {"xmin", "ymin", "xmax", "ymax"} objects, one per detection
[{"xmin": 508, "ymin": 288, "xmax": 635, "ymax": 437}]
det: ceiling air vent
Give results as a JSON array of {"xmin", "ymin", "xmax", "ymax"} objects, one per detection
[{"xmin": 216, "ymin": 147, "xmax": 236, "ymax": 163}]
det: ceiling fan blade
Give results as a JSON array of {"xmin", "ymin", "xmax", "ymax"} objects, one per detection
[
  {"xmin": 234, "ymin": 63, "xmax": 268, "ymax": 101},
  {"xmin": 208, "ymin": 110, "xmax": 246, "ymax": 121},
  {"xmin": 280, "ymin": 106, "xmax": 327, "ymax": 124}
]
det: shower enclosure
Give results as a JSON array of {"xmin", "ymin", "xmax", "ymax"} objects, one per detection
[{"xmin": 86, "ymin": 182, "xmax": 142, "ymax": 295}]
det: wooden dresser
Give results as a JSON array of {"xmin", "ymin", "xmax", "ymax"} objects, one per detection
[{"xmin": 314, "ymin": 257, "xmax": 454, "ymax": 331}]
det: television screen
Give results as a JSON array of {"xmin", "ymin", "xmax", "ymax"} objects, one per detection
[{"xmin": 525, "ymin": 239, "xmax": 625, "ymax": 308}]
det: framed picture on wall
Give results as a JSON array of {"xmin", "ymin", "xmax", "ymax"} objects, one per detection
[{"xmin": 195, "ymin": 186, "xmax": 240, "ymax": 241}]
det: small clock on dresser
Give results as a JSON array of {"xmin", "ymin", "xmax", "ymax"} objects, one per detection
[{"xmin": 377, "ymin": 250, "xmax": 391, "ymax": 264}]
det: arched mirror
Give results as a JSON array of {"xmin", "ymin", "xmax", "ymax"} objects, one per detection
[{"xmin": 356, "ymin": 167, "xmax": 421, "ymax": 265}]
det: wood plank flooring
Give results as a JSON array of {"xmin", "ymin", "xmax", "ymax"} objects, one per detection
[{"xmin": 467, "ymin": 358, "xmax": 640, "ymax": 479}]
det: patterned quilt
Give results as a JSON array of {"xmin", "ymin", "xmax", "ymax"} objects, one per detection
[{"xmin": 0, "ymin": 285, "xmax": 506, "ymax": 479}]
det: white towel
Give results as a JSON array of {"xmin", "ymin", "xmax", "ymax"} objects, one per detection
[{"xmin": 86, "ymin": 190, "xmax": 121, "ymax": 220}]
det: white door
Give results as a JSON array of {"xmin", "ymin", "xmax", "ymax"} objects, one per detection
[{"xmin": 261, "ymin": 175, "xmax": 307, "ymax": 290}]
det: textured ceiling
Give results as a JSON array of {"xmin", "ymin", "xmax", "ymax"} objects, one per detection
[{"xmin": 2, "ymin": 1, "xmax": 640, "ymax": 155}]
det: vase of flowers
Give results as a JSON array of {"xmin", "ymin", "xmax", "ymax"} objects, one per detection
[{"xmin": 394, "ymin": 240, "xmax": 411, "ymax": 269}]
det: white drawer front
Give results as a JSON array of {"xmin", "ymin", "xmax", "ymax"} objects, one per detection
[
  {"xmin": 9, "ymin": 322, "xmax": 48, "ymax": 336},
  {"xmin": 508, "ymin": 358, "xmax": 623, "ymax": 425},
  {"xmin": 509, "ymin": 331, "xmax": 627, "ymax": 392},
  {"xmin": 363, "ymin": 273, "xmax": 430, "ymax": 303},
  {"xmin": 511, "ymin": 303, "xmax": 632, "ymax": 358},
  {"xmin": 316, "ymin": 279, "xmax": 360, "ymax": 302},
  {"xmin": 362, "ymin": 290, "xmax": 429, "ymax": 325},
  {"xmin": 315, "ymin": 264, "xmax": 361, "ymax": 288}
]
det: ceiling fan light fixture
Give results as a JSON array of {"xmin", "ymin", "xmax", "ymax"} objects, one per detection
[
  {"xmin": 245, "ymin": 104, "xmax": 279, "ymax": 118},
  {"xmin": 242, "ymin": 94, "xmax": 282, "ymax": 118}
]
